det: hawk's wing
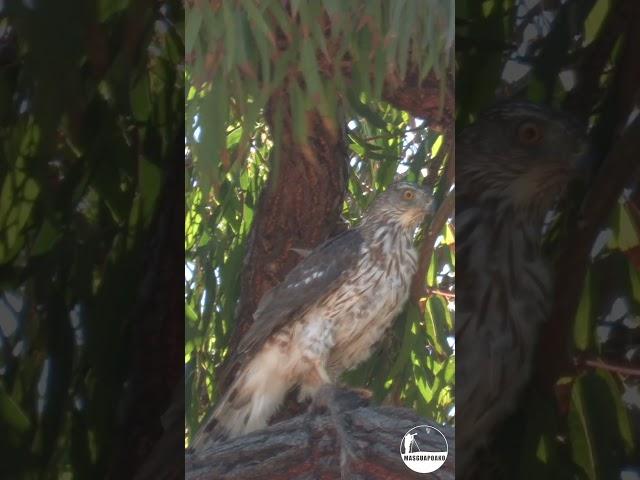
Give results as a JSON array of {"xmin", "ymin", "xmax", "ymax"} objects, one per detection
[{"xmin": 237, "ymin": 228, "xmax": 364, "ymax": 359}]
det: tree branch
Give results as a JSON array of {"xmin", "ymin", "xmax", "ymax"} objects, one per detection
[
  {"xmin": 187, "ymin": 404, "xmax": 454, "ymax": 480},
  {"xmin": 410, "ymin": 190, "xmax": 454, "ymax": 305},
  {"xmin": 576, "ymin": 357, "xmax": 640, "ymax": 377},
  {"xmin": 382, "ymin": 68, "xmax": 454, "ymax": 131},
  {"xmin": 536, "ymin": 114, "xmax": 640, "ymax": 389},
  {"xmin": 564, "ymin": 0, "xmax": 636, "ymax": 120}
]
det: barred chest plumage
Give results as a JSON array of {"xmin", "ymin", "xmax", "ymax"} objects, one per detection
[{"xmin": 296, "ymin": 224, "xmax": 418, "ymax": 378}]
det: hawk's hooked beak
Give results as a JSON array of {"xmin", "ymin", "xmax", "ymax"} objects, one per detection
[
  {"xmin": 409, "ymin": 195, "xmax": 434, "ymax": 227},
  {"xmin": 425, "ymin": 197, "xmax": 436, "ymax": 216},
  {"xmin": 420, "ymin": 190, "xmax": 435, "ymax": 217},
  {"xmin": 573, "ymin": 145, "xmax": 597, "ymax": 184}
]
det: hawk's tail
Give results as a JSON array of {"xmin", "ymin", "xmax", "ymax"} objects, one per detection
[{"xmin": 190, "ymin": 345, "xmax": 292, "ymax": 449}]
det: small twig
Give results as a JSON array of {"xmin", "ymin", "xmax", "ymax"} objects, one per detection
[
  {"xmin": 577, "ymin": 357, "xmax": 640, "ymax": 377},
  {"xmin": 417, "ymin": 290, "xmax": 455, "ymax": 315},
  {"xmin": 357, "ymin": 125, "xmax": 426, "ymax": 143},
  {"xmin": 423, "ymin": 288, "xmax": 456, "ymax": 300}
]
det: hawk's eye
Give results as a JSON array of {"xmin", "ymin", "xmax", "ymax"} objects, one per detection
[
  {"xmin": 517, "ymin": 122, "xmax": 544, "ymax": 145},
  {"xmin": 402, "ymin": 190, "xmax": 416, "ymax": 201}
]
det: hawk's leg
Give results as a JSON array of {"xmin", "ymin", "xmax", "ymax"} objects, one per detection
[
  {"xmin": 310, "ymin": 383, "xmax": 371, "ymax": 411},
  {"xmin": 309, "ymin": 384, "xmax": 370, "ymax": 479},
  {"xmin": 297, "ymin": 360, "xmax": 331, "ymax": 402}
]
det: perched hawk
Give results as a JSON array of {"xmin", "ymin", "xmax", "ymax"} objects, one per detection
[
  {"xmin": 455, "ymin": 101, "xmax": 587, "ymax": 476},
  {"xmin": 192, "ymin": 182, "xmax": 433, "ymax": 447}
]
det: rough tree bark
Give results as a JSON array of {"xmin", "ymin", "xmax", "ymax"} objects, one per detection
[
  {"xmin": 187, "ymin": 396, "xmax": 454, "ymax": 480},
  {"xmin": 382, "ymin": 68, "xmax": 454, "ymax": 132}
]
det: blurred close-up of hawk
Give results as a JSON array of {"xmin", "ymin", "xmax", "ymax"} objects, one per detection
[
  {"xmin": 192, "ymin": 182, "xmax": 433, "ymax": 449},
  {"xmin": 456, "ymin": 101, "xmax": 588, "ymax": 477}
]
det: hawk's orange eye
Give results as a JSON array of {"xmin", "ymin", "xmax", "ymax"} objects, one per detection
[
  {"xmin": 517, "ymin": 122, "xmax": 544, "ymax": 145},
  {"xmin": 402, "ymin": 190, "xmax": 415, "ymax": 200}
]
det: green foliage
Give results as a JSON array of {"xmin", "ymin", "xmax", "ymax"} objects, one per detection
[
  {"xmin": 0, "ymin": 2, "xmax": 183, "ymax": 477},
  {"xmin": 185, "ymin": 1, "xmax": 455, "ymax": 443},
  {"xmin": 185, "ymin": 0, "xmax": 453, "ymax": 196}
]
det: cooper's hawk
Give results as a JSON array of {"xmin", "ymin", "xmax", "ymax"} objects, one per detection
[
  {"xmin": 192, "ymin": 182, "xmax": 432, "ymax": 448},
  {"xmin": 456, "ymin": 101, "xmax": 587, "ymax": 477}
]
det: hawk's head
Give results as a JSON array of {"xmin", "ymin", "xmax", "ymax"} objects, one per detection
[
  {"xmin": 363, "ymin": 182, "xmax": 433, "ymax": 231},
  {"xmin": 457, "ymin": 101, "xmax": 588, "ymax": 212}
]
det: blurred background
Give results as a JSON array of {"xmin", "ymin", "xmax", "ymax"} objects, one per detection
[
  {"xmin": 3, "ymin": 0, "xmax": 636, "ymax": 478},
  {"xmin": 457, "ymin": 0, "xmax": 640, "ymax": 478},
  {"xmin": 0, "ymin": 1, "xmax": 184, "ymax": 478}
]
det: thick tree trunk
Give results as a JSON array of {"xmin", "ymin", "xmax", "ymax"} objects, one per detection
[{"xmin": 187, "ymin": 404, "xmax": 454, "ymax": 480}]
